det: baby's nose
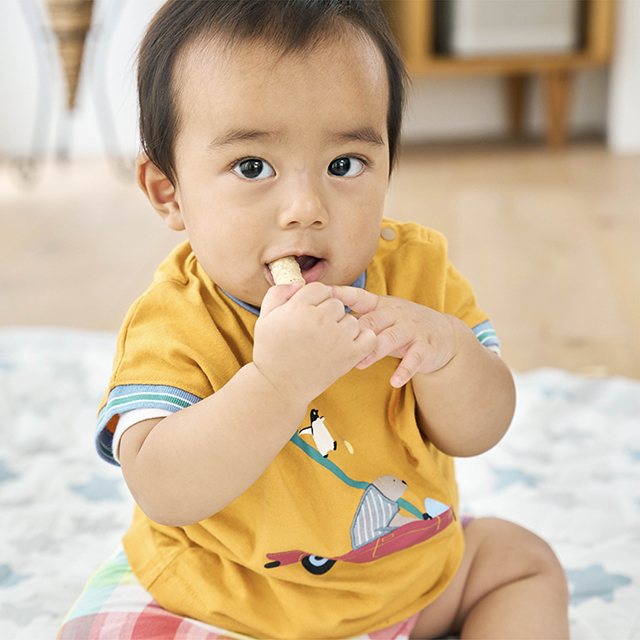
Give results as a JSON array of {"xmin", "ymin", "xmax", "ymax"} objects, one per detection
[{"xmin": 278, "ymin": 181, "xmax": 329, "ymax": 229}]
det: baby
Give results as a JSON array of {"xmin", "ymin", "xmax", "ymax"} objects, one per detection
[{"xmin": 78, "ymin": 1, "xmax": 570, "ymax": 639}]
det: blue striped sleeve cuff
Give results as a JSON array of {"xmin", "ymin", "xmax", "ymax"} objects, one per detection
[
  {"xmin": 472, "ymin": 320, "xmax": 501, "ymax": 356},
  {"xmin": 96, "ymin": 384, "xmax": 202, "ymax": 465}
]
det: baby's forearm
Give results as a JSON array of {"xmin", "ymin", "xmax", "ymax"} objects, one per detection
[
  {"xmin": 412, "ymin": 318, "xmax": 516, "ymax": 458},
  {"xmin": 119, "ymin": 363, "xmax": 309, "ymax": 527}
]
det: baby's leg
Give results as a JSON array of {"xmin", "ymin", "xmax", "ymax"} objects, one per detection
[{"xmin": 410, "ymin": 517, "xmax": 569, "ymax": 639}]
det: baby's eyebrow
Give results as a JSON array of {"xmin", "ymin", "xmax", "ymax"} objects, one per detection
[
  {"xmin": 328, "ymin": 127, "xmax": 385, "ymax": 147},
  {"xmin": 208, "ymin": 128, "xmax": 280, "ymax": 150},
  {"xmin": 207, "ymin": 126, "xmax": 385, "ymax": 150}
]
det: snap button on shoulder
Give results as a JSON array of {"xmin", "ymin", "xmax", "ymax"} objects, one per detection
[{"xmin": 381, "ymin": 228, "xmax": 396, "ymax": 241}]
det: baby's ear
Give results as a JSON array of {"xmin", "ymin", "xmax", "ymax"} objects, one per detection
[{"xmin": 136, "ymin": 153, "xmax": 185, "ymax": 231}]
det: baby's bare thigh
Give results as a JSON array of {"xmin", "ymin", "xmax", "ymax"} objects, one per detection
[{"xmin": 410, "ymin": 517, "xmax": 560, "ymax": 639}]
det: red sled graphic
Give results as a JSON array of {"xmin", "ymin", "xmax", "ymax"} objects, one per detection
[{"xmin": 264, "ymin": 507, "xmax": 455, "ymax": 575}]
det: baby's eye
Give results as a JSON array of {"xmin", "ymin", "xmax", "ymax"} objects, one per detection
[
  {"xmin": 233, "ymin": 158, "xmax": 275, "ymax": 180},
  {"xmin": 328, "ymin": 157, "xmax": 364, "ymax": 177}
]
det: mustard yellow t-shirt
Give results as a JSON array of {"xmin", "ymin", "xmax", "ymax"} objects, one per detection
[{"xmin": 96, "ymin": 219, "xmax": 499, "ymax": 639}]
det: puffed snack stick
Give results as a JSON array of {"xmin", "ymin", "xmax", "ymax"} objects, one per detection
[{"xmin": 269, "ymin": 256, "xmax": 305, "ymax": 285}]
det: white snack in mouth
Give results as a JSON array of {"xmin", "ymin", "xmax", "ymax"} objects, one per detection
[{"xmin": 268, "ymin": 256, "xmax": 305, "ymax": 285}]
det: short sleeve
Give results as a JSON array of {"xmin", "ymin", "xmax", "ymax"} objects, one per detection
[
  {"xmin": 95, "ymin": 271, "xmax": 250, "ymax": 466},
  {"xmin": 443, "ymin": 259, "xmax": 501, "ymax": 355},
  {"xmin": 442, "ymin": 260, "xmax": 486, "ymax": 328},
  {"xmin": 97, "ymin": 384, "xmax": 202, "ymax": 465}
]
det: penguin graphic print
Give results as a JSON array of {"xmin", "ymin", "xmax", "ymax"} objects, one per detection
[{"xmin": 299, "ymin": 409, "xmax": 337, "ymax": 458}]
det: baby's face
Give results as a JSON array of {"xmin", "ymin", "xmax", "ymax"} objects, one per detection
[{"xmin": 171, "ymin": 29, "xmax": 390, "ymax": 307}]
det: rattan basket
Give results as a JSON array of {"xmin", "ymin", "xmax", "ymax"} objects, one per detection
[{"xmin": 46, "ymin": 0, "xmax": 94, "ymax": 110}]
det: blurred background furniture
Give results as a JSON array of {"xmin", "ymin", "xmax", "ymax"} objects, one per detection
[
  {"xmin": 2, "ymin": 0, "xmax": 636, "ymax": 168},
  {"xmin": 46, "ymin": 0, "xmax": 94, "ymax": 111},
  {"xmin": 383, "ymin": 0, "xmax": 616, "ymax": 147}
]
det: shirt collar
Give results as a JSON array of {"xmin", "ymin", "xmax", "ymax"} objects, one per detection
[{"xmin": 221, "ymin": 270, "xmax": 367, "ymax": 317}]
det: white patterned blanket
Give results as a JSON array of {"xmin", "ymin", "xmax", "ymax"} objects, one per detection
[{"xmin": 0, "ymin": 328, "xmax": 638, "ymax": 639}]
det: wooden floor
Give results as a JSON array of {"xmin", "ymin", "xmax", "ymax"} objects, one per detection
[{"xmin": 1, "ymin": 141, "xmax": 638, "ymax": 378}]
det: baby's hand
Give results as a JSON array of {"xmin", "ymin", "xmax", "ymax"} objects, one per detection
[
  {"xmin": 330, "ymin": 287, "xmax": 461, "ymax": 388},
  {"xmin": 254, "ymin": 282, "xmax": 377, "ymax": 404}
]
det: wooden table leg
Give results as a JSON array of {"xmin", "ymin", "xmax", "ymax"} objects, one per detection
[
  {"xmin": 544, "ymin": 70, "xmax": 572, "ymax": 148},
  {"xmin": 506, "ymin": 74, "xmax": 527, "ymax": 139}
]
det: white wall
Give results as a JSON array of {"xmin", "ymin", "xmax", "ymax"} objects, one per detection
[
  {"xmin": 0, "ymin": 0, "xmax": 632, "ymax": 160},
  {"xmin": 607, "ymin": 0, "xmax": 640, "ymax": 154}
]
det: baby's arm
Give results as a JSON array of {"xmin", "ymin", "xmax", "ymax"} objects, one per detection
[
  {"xmin": 120, "ymin": 282, "xmax": 376, "ymax": 527},
  {"xmin": 330, "ymin": 287, "xmax": 515, "ymax": 458},
  {"xmin": 410, "ymin": 319, "xmax": 515, "ymax": 457}
]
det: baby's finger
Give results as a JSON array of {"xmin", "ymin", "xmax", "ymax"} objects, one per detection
[
  {"xmin": 260, "ymin": 282, "xmax": 304, "ymax": 317},
  {"xmin": 319, "ymin": 296, "xmax": 350, "ymax": 322},
  {"xmin": 292, "ymin": 281, "xmax": 334, "ymax": 307},
  {"xmin": 390, "ymin": 343, "xmax": 428, "ymax": 388},
  {"xmin": 356, "ymin": 325, "xmax": 409, "ymax": 369},
  {"xmin": 329, "ymin": 286, "xmax": 379, "ymax": 315},
  {"xmin": 337, "ymin": 312, "xmax": 361, "ymax": 339},
  {"xmin": 353, "ymin": 326, "xmax": 378, "ymax": 361}
]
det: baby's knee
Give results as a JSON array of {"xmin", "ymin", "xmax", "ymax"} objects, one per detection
[
  {"xmin": 523, "ymin": 529, "xmax": 566, "ymax": 584},
  {"xmin": 530, "ymin": 534, "xmax": 568, "ymax": 599},
  {"xmin": 473, "ymin": 518, "xmax": 568, "ymax": 597}
]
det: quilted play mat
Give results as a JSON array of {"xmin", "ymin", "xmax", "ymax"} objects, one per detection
[{"xmin": 0, "ymin": 327, "xmax": 638, "ymax": 639}]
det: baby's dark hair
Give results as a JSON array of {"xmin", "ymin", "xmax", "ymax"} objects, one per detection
[{"xmin": 138, "ymin": 0, "xmax": 408, "ymax": 186}]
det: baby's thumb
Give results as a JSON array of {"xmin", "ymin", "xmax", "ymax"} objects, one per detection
[{"xmin": 259, "ymin": 282, "xmax": 303, "ymax": 317}]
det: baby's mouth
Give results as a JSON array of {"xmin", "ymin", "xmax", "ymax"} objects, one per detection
[
  {"xmin": 295, "ymin": 255, "xmax": 320, "ymax": 273},
  {"xmin": 295, "ymin": 255, "xmax": 326, "ymax": 283}
]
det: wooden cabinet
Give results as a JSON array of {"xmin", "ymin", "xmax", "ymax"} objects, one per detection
[{"xmin": 382, "ymin": 0, "xmax": 616, "ymax": 146}]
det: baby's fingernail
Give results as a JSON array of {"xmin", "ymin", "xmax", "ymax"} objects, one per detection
[{"xmin": 390, "ymin": 374, "xmax": 404, "ymax": 387}]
